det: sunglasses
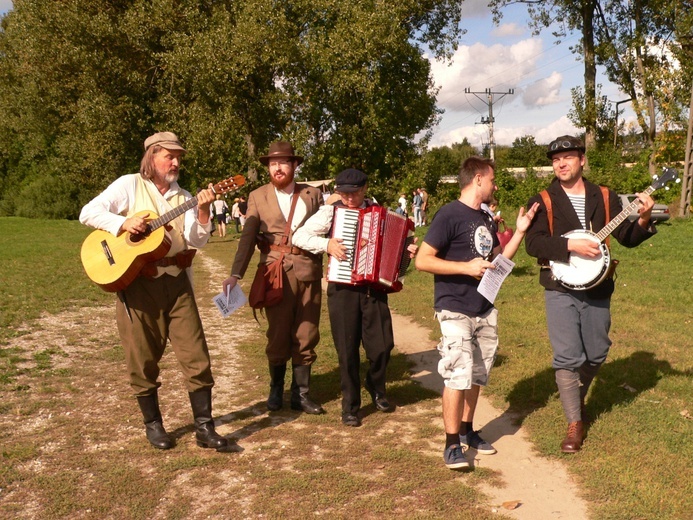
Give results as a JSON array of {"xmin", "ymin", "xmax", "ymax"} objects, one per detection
[{"xmin": 549, "ymin": 140, "xmax": 581, "ymax": 151}]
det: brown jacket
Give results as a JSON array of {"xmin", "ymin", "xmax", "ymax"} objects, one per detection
[{"xmin": 231, "ymin": 182, "xmax": 323, "ymax": 282}]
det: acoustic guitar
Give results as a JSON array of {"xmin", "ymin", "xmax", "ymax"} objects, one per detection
[
  {"xmin": 81, "ymin": 175, "xmax": 245, "ymax": 292},
  {"xmin": 549, "ymin": 167, "xmax": 678, "ymax": 290}
]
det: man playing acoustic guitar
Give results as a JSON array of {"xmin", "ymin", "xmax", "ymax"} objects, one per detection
[
  {"xmin": 79, "ymin": 131, "xmax": 230, "ymax": 451},
  {"xmin": 525, "ymin": 135, "xmax": 657, "ymax": 453}
]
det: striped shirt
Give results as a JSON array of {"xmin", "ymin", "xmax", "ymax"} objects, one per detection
[{"xmin": 566, "ymin": 193, "xmax": 586, "ymax": 229}]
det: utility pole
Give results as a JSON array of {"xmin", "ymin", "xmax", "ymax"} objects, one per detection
[{"xmin": 465, "ymin": 87, "xmax": 514, "ymax": 161}]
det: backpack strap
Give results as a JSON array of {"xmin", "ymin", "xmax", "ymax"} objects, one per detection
[
  {"xmin": 600, "ymin": 186, "xmax": 610, "ymax": 248},
  {"xmin": 539, "ymin": 190, "xmax": 553, "ymax": 236}
]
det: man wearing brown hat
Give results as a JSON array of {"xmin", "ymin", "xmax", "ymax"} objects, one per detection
[
  {"xmin": 222, "ymin": 141, "xmax": 325, "ymax": 414},
  {"xmin": 80, "ymin": 131, "xmax": 230, "ymax": 451},
  {"xmin": 524, "ymin": 134, "xmax": 657, "ymax": 453}
]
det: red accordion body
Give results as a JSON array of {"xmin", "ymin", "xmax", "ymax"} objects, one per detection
[{"xmin": 327, "ymin": 206, "xmax": 415, "ymax": 292}]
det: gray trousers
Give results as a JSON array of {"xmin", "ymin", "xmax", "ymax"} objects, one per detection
[{"xmin": 545, "ymin": 290, "xmax": 612, "ymax": 370}]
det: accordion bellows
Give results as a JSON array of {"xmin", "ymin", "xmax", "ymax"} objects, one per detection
[{"xmin": 327, "ymin": 206, "xmax": 415, "ymax": 293}]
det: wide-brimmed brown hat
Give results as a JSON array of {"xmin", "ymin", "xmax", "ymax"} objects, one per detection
[{"xmin": 259, "ymin": 141, "xmax": 303, "ymax": 166}]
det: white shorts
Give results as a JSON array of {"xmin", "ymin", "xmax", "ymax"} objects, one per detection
[{"xmin": 436, "ymin": 308, "xmax": 498, "ymax": 391}]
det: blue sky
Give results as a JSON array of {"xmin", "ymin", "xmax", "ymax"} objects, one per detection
[
  {"xmin": 1, "ymin": 0, "xmax": 630, "ymax": 149},
  {"xmin": 427, "ymin": 0, "xmax": 632, "ymax": 148}
]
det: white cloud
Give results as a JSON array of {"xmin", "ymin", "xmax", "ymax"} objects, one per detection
[
  {"xmin": 429, "ymin": 38, "xmax": 545, "ymax": 114},
  {"xmin": 522, "ymin": 71, "xmax": 564, "ymax": 107},
  {"xmin": 428, "ymin": 115, "xmax": 579, "ymax": 149},
  {"xmin": 492, "ymin": 23, "xmax": 525, "ymax": 38},
  {"xmin": 460, "ymin": 0, "xmax": 495, "ymax": 18}
]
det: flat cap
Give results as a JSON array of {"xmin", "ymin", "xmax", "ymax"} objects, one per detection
[
  {"xmin": 335, "ymin": 169, "xmax": 368, "ymax": 193},
  {"xmin": 144, "ymin": 132, "xmax": 186, "ymax": 152}
]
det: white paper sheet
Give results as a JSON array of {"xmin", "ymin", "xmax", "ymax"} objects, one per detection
[
  {"xmin": 212, "ymin": 284, "xmax": 247, "ymax": 318},
  {"xmin": 477, "ymin": 254, "xmax": 515, "ymax": 304}
]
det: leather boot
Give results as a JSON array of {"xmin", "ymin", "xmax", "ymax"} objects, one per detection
[
  {"xmin": 267, "ymin": 363, "xmax": 286, "ymax": 411},
  {"xmin": 136, "ymin": 392, "xmax": 173, "ymax": 450},
  {"xmin": 560, "ymin": 421, "xmax": 584, "ymax": 453},
  {"xmin": 290, "ymin": 365, "xmax": 325, "ymax": 415},
  {"xmin": 189, "ymin": 388, "xmax": 229, "ymax": 450}
]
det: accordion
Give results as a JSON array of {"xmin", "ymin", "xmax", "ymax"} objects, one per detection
[{"xmin": 326, "ymin": 206, "xmax": 415, "ymax": 292}]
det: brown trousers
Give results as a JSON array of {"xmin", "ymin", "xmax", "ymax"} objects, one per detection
[
  {"xmin": 116, "ymin": 271, "xmax": 214, "ymax": 396},
  {"xmin": 264, "ymin": 267, "xmax": 321, "ymax": 366}
]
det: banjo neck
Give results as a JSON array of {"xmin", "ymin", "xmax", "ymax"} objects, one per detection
[{"xmin": 594, "ymin": 184, "xmax": 657, "ymax": 243}]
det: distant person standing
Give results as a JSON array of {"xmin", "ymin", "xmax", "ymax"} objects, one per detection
[
  {"xmin": 231, "ymin": 198, "xmax": 241, "ymax": 233},
  {"xmin": 397, "ymin": 193, "xmax": 407, "ymax": 217},
  {"xmin": 237, "ymin": 196, "xmax": 248, "ymax": 230},
  {"xmin": 212, "ymin": 194, "xmax": 229, "ymax": 238},
  {"xmin": 413, "ymin": 189, "xmax": 423, "ymax": 227},
  {"xmin": 415, "ymin": 156, "xmax": 538, "ymax": 470},
  {"xmin": 79, "ymin": 131, "xmax": 229, "ymax": 451},
  {"xmin": 420, "ymin": 188, "xmax": 429, "ymax": 225}
]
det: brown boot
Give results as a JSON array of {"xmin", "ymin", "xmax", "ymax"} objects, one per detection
[{"xmin": 560, "ymin": 421, "xmax": 584, "ymax": 453}]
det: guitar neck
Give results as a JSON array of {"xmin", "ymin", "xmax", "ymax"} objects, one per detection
[
  {"xmin": 146, "ymin": 197, "xmax": 199, "ymax": 233},
  {"xmin": 595, "ymin": 185, "xmax": 656, "ymax": 242}
]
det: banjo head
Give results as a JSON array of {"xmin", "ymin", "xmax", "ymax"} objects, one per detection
[{"xmin": 549, "ymin": 230, "xmax": 611, "ymax": 290}]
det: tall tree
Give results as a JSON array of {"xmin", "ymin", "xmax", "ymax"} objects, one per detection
[
  {"xmin": 489, "ymin": 0, "xmax": 600, "ymax": 151},
  {"xmin": 0, "ymin": 0, "xmax": 466, "ymax": 218}
]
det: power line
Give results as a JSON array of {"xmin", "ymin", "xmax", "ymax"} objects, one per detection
[{"xmin": 463, "ymin": 88, "xmax": 515, "ymax": 160}]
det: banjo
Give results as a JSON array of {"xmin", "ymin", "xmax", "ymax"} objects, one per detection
[{"xmin": 549, "ymin": 168, "xmax": 678, "ymax": 290}]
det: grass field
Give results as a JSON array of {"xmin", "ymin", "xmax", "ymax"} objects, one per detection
[{"xmin": 0, "ymin": 215, "xmax": 691, "ymax": 519}]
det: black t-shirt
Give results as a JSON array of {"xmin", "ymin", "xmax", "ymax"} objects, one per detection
[
  {"xmin": 423, "ymin": 200, "xmax": 499, "ymax": 316},
  {"xmin": 238, "ymin": 201, "xmax": 248, "ymax": 214}
]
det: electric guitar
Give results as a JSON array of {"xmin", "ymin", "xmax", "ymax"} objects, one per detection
[
  {"xmin": 550, "ymin": 168, "xmax": 679, "ymax": 290},
  {"xmin": 81, "ymin": 175, "xmax": 245, "ymax": 292}
]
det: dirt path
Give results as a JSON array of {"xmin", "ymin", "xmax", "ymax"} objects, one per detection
[{"xmin": 391, "ymin": 313, "xmax": 590, "ymax": 519}]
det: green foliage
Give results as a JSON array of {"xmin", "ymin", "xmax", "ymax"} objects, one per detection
[
  {"xmin": 502, "ymin": 135, "xmax": 550, "ymax": 169},
  {"xmin": 494, "ymin": 168, "xmax": 551, "ymax": 208},
  {"xmin": 0, "ymin": 0, "xmax": 465, "ymax": 218}
]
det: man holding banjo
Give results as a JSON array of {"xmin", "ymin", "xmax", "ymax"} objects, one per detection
[{"xmin": 524, "ymin": 135, "xmax": 657, "ymax": 454}]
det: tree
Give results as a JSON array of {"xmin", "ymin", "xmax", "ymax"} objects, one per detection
[
  {"xmin": 489, "ymin": 0, "xmax": 600, "ymax": 151},
  {"xmin": 504, "ymin": 135, "xmax": 548, "ymax": 169},
  {"xmin": 0, "ymin": 0, "xmax": 467, "ymax": 218}
]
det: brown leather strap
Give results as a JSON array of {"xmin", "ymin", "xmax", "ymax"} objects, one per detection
[
  {"xmin": 600, "ymin": 186, "xmax": 610, "ymax": 248},
  {"xmin": 269, "ymin": 244, "xmax": 311, "ymax": 256},
  {"xmin": 151, "ymin": 250, "xmax": 197, "ymax": 269},
  {"xmin": 280, "ymin": 185, "xmax": 301, "ymax": 247},
  {"xmin": 539, "ymin": 190, "xmax": 553, "ymax": 236}
]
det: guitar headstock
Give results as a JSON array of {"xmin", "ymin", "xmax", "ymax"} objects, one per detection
[
  {"xmin": 213, "ymin": 175, "xmax": 246, "ymax": 195},
  {"xmin": 652, "ymin": 167, "xmax": 680, "ymax": 191}
]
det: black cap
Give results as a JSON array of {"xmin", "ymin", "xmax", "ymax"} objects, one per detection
[
  {"xmin": 546, "ymin": 135, "xmax": 586, "ymax": 159},
  {"xmin": 335, "ymin": 169, "xmax": 368, "ymax": 193}
]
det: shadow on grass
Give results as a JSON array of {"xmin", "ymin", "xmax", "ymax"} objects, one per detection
[
  {"xmin": 506, "ymin": 351, "xmax": 690, "ymax": 428},
  {"xmin": 309, "ymin": 351, "xmax": 440, "ymax": 418}
]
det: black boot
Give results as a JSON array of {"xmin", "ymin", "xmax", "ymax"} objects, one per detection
[
  {"xmin": 290, "ymin": 365, "xmax": 325, "ymax": 415},
  {"xmin": 189, "ymin": 388, "xmax": 229, "ymax": 450},
  {"xmin": 267, "ymin": 363, "xmax": 286, "ymax": 411},
  {"xmin": 136, "ymin": 392, "xmax": 173, "ymax": 450}
]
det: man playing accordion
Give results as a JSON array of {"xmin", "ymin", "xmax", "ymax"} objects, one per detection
[{"xmin": 293, "ymin": 169, "xmax": 417, "ymax": 427}]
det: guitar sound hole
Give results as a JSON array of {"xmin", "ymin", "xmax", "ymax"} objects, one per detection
[{"xmin": 129, "ymin": 233, "xmax": 146, "ymax": 244}]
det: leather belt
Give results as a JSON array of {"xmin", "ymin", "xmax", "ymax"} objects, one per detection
[
  {"xmin": 153, "ymin": 257, "xmax": 179, "ymax": 267},
  {"xmin": 269, "ymin": 244, "xmax": 311, "ymax": 256}
]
